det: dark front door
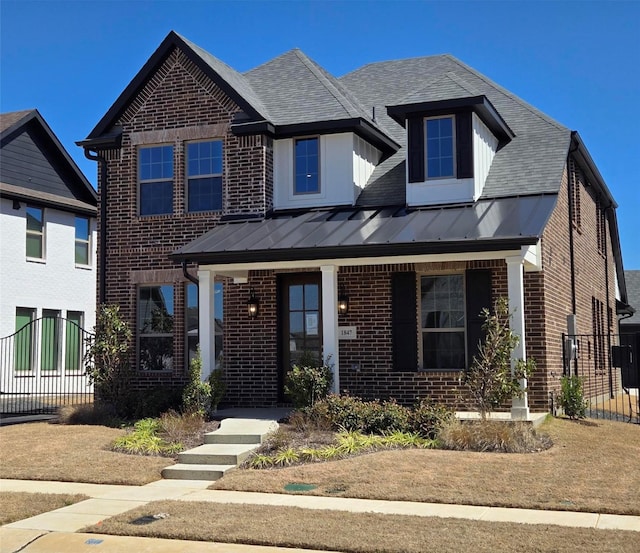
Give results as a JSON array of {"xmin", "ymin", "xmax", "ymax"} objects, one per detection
[{"xmin": 278, "ymin": 274, "xmax": 322, "ymax": 399}]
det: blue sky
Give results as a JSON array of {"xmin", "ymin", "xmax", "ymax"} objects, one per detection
[{"xmin": 1, "ymin": 0, "xmax": 639, "ymax": 269}]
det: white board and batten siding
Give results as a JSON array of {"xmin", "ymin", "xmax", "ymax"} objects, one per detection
[
  {"xmin": 406, "ymin": 113, "xmax": 498, "ymax": 206},
  {"xmin": 273, "ymin": 133, "xmax": 381, "ymax": 210}
]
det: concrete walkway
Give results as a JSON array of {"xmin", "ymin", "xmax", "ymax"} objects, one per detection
[{"xmin": 2, "ymin": 477, "xmax": 639, "ymax": 552}]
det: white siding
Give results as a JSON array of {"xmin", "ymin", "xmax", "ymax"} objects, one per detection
[
  {"xmin": 273, "ymin": 133, "xmax": 380, "ymax": 210},
  {"xmin": 472, "ymin": 113, "xmax": 498, "ymax": 200},
  {"xmin": 406, "ymin": 115, "xmax": 498, "ymax": 206},
  {"xmin": 0, "ymin": 197, "xmax": 97, "ymax": 359}
]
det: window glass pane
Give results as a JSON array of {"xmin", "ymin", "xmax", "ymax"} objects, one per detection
[
  {"xmin": 185, "ymin": 282, "xmax": 223, "ymax": 368},
  {"xmin": 290, "ymin": 312, "xmax": 304, "ymax": 336},
  {"xmin": 304, "ymin": 284, "xmax": 319, "ymax": 311},
  {"xmin": 188, "ymin": 140, "xmax": 223, "ymax": 176},
  {"xmin": 41, "ymin": 310, "xmax": 60, "ymax": 371},
  {"xmin": 26, "ymin": 207, "xmax": 43, "ymax": 232},
  {"xmin": 26, "ymin": 234, "xmax": 43, "ymax": 258},
  {"xmin": 426, "ymin": 117, "xmax": 454, "ymax": 179},
  {"xmin": 140, "ymin": 146, "xmax": 173, "ymax": 181},
  {"xmin": 75, "ymin": 217, "xmax": 89, "ymax": 240},
  {"xmin": 14, "ymin": 308, "xmax": 34, "ymax": 371},
  {"xmin": 139, "ymin": 286, "xmax": 174, "ymax": 333},
  {"xmin": 140, "ymin": 336, "xmax": 173, "ymax": 371},
  {"xmin": 75, "ymin": 243, "xmax": 89, "ymax": 265},
  {"xmin": 140, "ymin": 181, "xmax": 173, "ymax": 215},
  {"xmin": 187, "ymin": 176, "xmax": 222, "ymax": 212},
  {"xmin": 423, "ymin": 331, "xmax": 465, "ymax": 370},
  {"xmin": 289, "ymin": 285, "xmax": 303, "ymax": 311}
]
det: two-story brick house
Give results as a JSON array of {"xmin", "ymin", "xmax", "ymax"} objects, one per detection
[{"xmin": 78, "ymin": 31, "xmax": 629, "ymax": 417}]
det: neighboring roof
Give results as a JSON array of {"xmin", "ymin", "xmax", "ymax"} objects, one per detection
[
  {"xmin": 340, "ymin": 54, "xmax": 571, "ymax": 200},
  {"xmin": 171, "ymin": 194, "xmax": 557, "ymax": 265},
  {"xmin": 1, "ymin": 109, "xmax": 96, "ymax": 212},
  {"xmin": 621, "ymin": 271, "xmax": 640, "ymax": 325}
]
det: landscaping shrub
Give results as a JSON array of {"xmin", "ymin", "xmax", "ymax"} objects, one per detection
[
  {"xmin": 284, "ymin": 355, "xmax": 333, "ymax": 408},
  {"xmin": 159, "ymin": 409, "xmax": 205, "ymax": 445},
  {"xmin": 462, "ymin": 298, "xmax": 535, "ymax": 418},
  {"xmin": 557, "ymin": 375, "xmax": 588, "ymax": 420},
  {"xmin": 308, "ymin": 395, "xmax": 411, "ymax": 434},
  {"xmin": 440, "ymin": 419, "xmax": 552, "ymax": 453},
  {"xmin": 112, "ymin": 417, "xmax": 182, "ymax": 456},
  {"xmin": 125, "ymin": 386, "xmax": 183, "ymax": 420},
  {"xmin": 56, "ymin": 403, "xmax": 120, "ymax": 427},
  {"xmin": 409, "ymin": 399, "xmax": 454, "ymax": 440},
  {"xmin": 182, "ymin": 349, "xmax": 212, "ymax": 417}
]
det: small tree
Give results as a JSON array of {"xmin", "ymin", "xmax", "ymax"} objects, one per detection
[
  {"xmin": 85, "ymin": 304, "xmax": 133, "ymax": 416},
  {"xmin": 182, "ymin": 348, "xmax": 211, "ymax": 416},
  {"xmin": 557, "ymin": 375, "xmax": 587, "ymax": 419},
  {"xmin": 462, "ymin": 298, "xmax": 535, "ymax": 418}
]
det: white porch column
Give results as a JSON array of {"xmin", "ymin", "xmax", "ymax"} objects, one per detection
[
  {"xmin": 321, "ymin": 265, "xmax": 340, "ymax": 394},
  {"xmin": 505, "ymin": 256, "xmax": 529, "ymax": 419},
  {"xmin": 197, "ymin": 269, "xmax": 216, "ymax": 381}
]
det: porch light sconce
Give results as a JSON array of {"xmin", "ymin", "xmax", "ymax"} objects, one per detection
[
  {"xmin": 247, "ymin": 289, "xmax": 259, "ymax": 319},
  {"xmin": 338, "ymin": 294, "xmax": 349, "ymax": 316},
  {"xmin": 12, "ymin": 200, "xmax": 21, "ymax": 210}
]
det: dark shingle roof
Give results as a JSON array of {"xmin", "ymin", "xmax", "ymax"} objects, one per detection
[
  {"xmin": 0, "ymin": 109, "xmax": 36, "ymax": 133},
  {"xmin": 622, "ymin": 271, "xmax": 640, "ymax": 324},
  {"xmin": 244, "ymin": 49, "xmax": 377, "ymax": 127},
  {"xmin": 340, "ymin": 54, "xmax": 571, "ymax": 200}
]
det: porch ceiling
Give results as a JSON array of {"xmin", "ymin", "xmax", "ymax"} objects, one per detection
[{"xmin": 171, "ymin": 194, "xmax": 557, "ymax": 265}]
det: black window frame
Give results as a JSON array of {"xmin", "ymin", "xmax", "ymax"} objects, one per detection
[{"xmin": 294, "ymin": 136, "xmax": 320, "ymax": 195}]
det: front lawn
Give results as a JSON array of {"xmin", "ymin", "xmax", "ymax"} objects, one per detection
[{"xmin": 0, "ymin": 492, "xmax": 88, "ymax": 525}]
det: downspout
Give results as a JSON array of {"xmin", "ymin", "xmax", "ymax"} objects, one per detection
[
  {"xmin": 567, "ymin": 133, "xmax": 579, "ymax": 316},
  {"xmin": 83, "ymin": 149, "xmax": 107, "ymax": 305},
  {"xmin": 603, "ymin": 204, "xmax": 614, "ymax": 398}
]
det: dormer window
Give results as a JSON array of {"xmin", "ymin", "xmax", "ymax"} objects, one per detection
[
  {"xmin": 426, "ymin": 116, "xmax": 455, "ymax": 179},
  {"xmin": 294, "ymin": 137, "xmax": 319, "ymax": 194}
]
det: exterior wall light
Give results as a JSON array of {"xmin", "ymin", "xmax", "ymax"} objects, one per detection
[
  {"xmin": 338, "ymin": 294, "xmax": 349, "ymax": 315},
  {"xmin": 247, "ymin": 289, "xmax": 259, "ymax": 318}
]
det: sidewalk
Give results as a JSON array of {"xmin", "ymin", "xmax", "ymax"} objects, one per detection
[{"xmin": 2, "ymin": 477, "xmax": 640, "ymax": 552}]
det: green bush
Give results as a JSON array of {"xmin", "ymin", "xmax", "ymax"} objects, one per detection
[
  {"xmin": 208, "ymin": 368, "xmax": 226, "ymax": 412},
  {"xmin": 182, "ymin": 349, "xmax": 212, "ymax": 416},
  {"xmin": 558, "ymin": 375, "xmax": 588, "ymax": 419},
  {"xmin": 112, "ymin": 417, "xmax": 182, "ymax": 456},
  {"xmin": 409, "ymin": 399, "xmax": 454, "ymax": 440},
  {"xmin": 285, "ymin": 357, "xmax": 333, "ymax": 408}
]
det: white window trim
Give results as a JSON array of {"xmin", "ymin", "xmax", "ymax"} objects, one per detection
[
  {"xmin": 185, "ymin": 138, "xmax": 224, "ymax": 213},
  {"xmin": 418, "ymin": 272, "xmax": 467, "ymax": 371},
  {"xmin": 293, "ymin": 136, "xmax": 321, "ymax": 195},
  {"xmin": 424, "ymin": 115, "xmax": 457, "ymax": 181},
  {"xmin": 74, "ymin": 216, "xmax": 92, "ymax": 267},
  {"xmin": 138, "ymin": 144, "xmax": 174, "ymax": 217},
  {"xmin": 26, "ymin": 205, "xmax": 45, "ymax": 262}
]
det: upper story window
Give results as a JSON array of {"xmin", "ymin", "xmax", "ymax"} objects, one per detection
[
  {"xmin": 74, "ymin": 216, "xmax": 90, "ymax": 266},
  {"xmin": 187, "ymin": 140, "xmax": 223, "ymax": 212},
  {"xmin": 26, "ymin": 205, "xmax": 44, "ymax": 260},
  {"xmin": 425, "ymin": 116, "xmax": 455, "ymax": 179},
  {"xmin": 294, "ymin": 137, "xmax": 319, "ymax": 194},
  {"xmin": 139, "ymin": 145, "xmax": 173, "ymax": 216}
]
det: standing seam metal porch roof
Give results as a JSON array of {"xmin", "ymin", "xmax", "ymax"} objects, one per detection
[{"xmin": 171, "ymin": 194, "xmax": 557, "ymax": 265}]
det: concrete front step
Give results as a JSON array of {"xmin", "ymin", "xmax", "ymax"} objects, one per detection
[
  {"xmin": 177, "ymin": 443, "xmax": 256, "ymax": 466},
  {"xmin": 161, "ymin": 463, "xmax": 236, "ymax": 481},
  {"xmin": 162, "ymin": 416, "xmax": 279, "ymax": 481}
]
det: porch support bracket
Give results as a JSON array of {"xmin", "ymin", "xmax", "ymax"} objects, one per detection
[
  {"xmin": 321, "ymin": 265, "xmax": 340, "ymax": 394},
  {"xmin": 505, "ymin": 255, "xmax": 530, "ymax": 420}
]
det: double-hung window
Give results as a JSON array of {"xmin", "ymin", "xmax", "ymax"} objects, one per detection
[
  {"xmin": 294, "ymin": 137, "xmax": 319, "ymax": 194},
  {"xmin": 138, "ymin": 285, "xmax": 174, "ymax": 371},
  {"xmin": 139, "ymin": 145, "xmax": 174, "ymax": 215},
  {"xmin": 26, "ymin": 205, "xmax": 44, "ymax": 259},
  {"xmin": 75, "ymin": 216, "xmax": 90, "ymax": 265},
  {"xmin": 420, "ymin": 274, "xmax": 466, "ymax": 369},
  {"xmin": 425, "ymin": 116, "xmax": 455, "ymax": 179},
  {"xmin": 187, "ymin": 140, "xmax": 223, "ymax": 212},
  {"xmin": 14, "ymin": 308, "xmax": 36, "ymax": 371}
]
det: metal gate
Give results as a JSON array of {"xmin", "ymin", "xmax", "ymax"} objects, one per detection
[
  {"xmin": 0, "ymin": 316, "xmax": 94, "ymax": 415},
  {"xmin": 562, "ymin": 332, "xmax": 640, "ymax": 423}
]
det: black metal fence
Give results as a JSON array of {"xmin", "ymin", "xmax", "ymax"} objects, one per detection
[
  {"xmin": 0, "ymin": 316, "xmax": 94, "ymax": 415},
  {"xmin": 562, "ymin": 332, "xmax": 640, "ymax": 423}
]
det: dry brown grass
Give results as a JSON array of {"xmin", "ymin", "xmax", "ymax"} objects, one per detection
[
  {"xmin": 85, "ymin": 500, "xmax": 640, "ymax": 553},
  {"xmin": 0, "ymin": 492, "xmax": 88, "ymax": 525},
  {"xmin": 0, "ymin": 422, "xmax": 169, "ymax": 485},
  {"xmin": 214, "ymin": 417, "xmax": 640, "ymax": 515}
]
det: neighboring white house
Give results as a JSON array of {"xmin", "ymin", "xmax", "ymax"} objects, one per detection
[{"xmin": 0, "ymin": 110, "xmax": 97, "ymax": 397}]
